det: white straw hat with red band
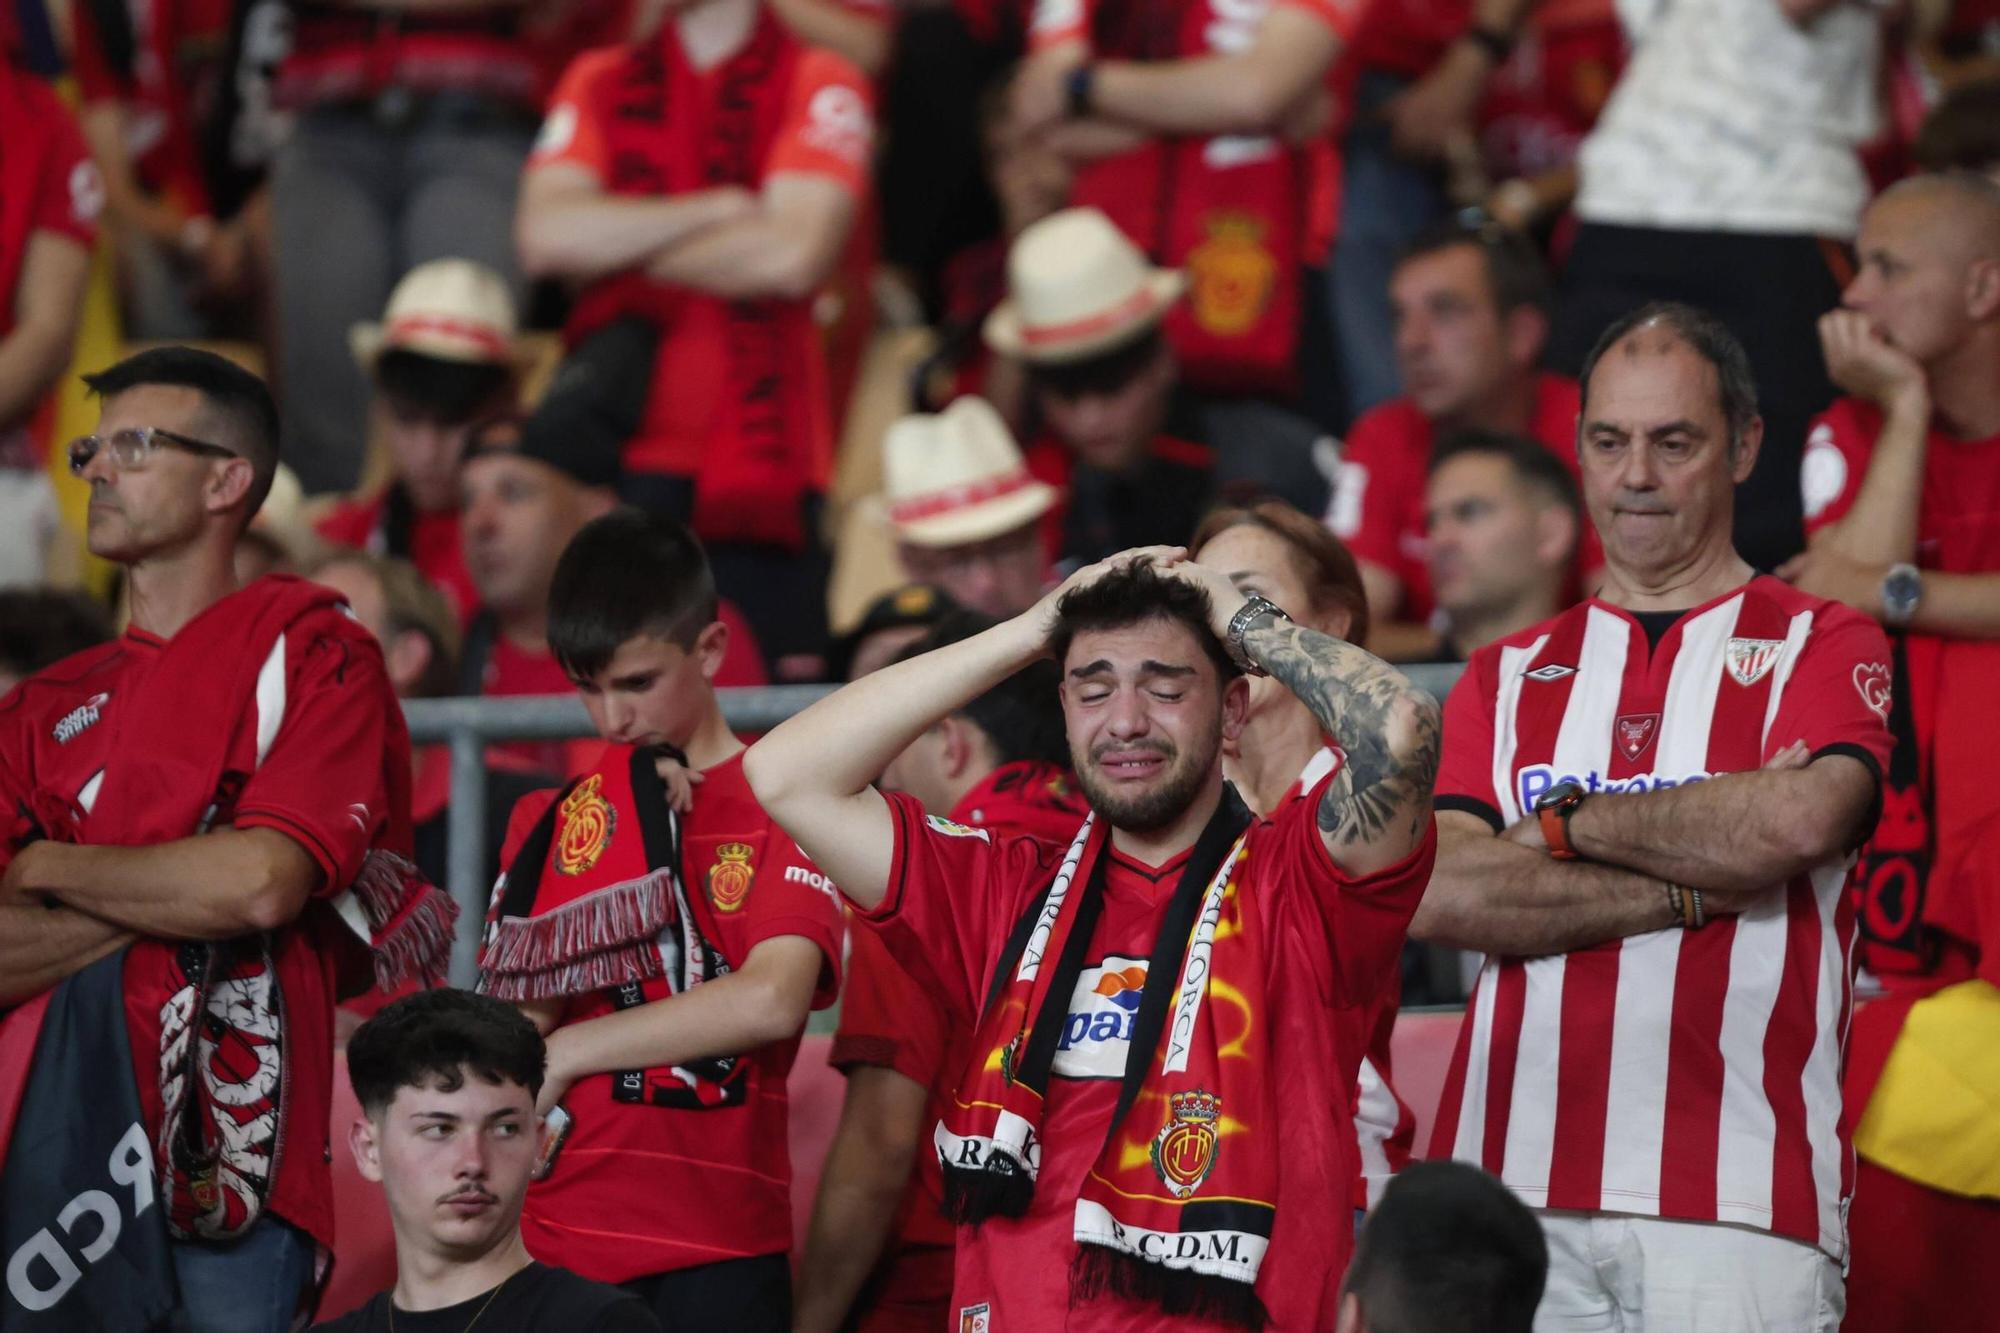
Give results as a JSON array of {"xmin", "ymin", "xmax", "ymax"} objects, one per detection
[
  {"xmin": 983, "ymin": 208, "xmax": 1185, "ymax": 365},
  {"xmin": 882, "ymin": 396, "xmax": 1060, "ymax": 548},
  {"xmin": 349, "ymin": 259, "xmax": 521, "ymax": 370}
]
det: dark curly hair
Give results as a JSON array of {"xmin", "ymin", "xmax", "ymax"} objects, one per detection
[
  {"xmin": 1048, "ymin": 558, "xmax": 1237, "ymax": 682},
  {"xmin": 346, "ymin": 989, "xmax": 546, "ymax": 1116}
]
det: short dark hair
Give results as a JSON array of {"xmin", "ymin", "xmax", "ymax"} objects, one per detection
[
  {"xmin": 1029, "ymin": 326, "xmax": 1169, "ymax": 401},
  {"xmin": 82, "ymin": 345, "xmax": 281, "ymax": 520},
  {"xmin": 1915, "ymin": 81, "xmax": 2000, "ymax": 175},
  {"xmin": 1048, "ymin": 558, "xmax": 1237, "ymax": 682},
  {"xmin": 0, "ymin": 589, "xmax": 113, "ymax": 680},
  {"xmin": 375, "ymin": 349, "xmax": 516, "ymax": 426},
  {"xmin": 547, "ymin": 508, "xmax": 718, "ymax": 680},
  {"xmin": 909, "ymin": 611, "xmax": 1068, "ymax": 766},
  {"xmin": 1397, "ymin": 213, "xmax": 1552, "ymax": 316},
  {"xmin": 1578, "ymin": 301, "xmax": 1759, "ymax": 452},
  {"xmin": 1191, "ymin": 497, "xmax": 1371, "ymax": 649},
  {"xmin": 1429, "ymin": 429, "xmax": 1581, "ymax": 517},
  {"xmin": 1343, "ymin": 1161, "xmax": 1548, "ymax": 1333},
  {"xmin": 346, "ymin": 989, "xmax": 546, "ymax": 1117}
]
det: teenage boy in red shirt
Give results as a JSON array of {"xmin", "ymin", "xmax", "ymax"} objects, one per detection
[{"xmin": 476, "ymin": 510, "xmax": 844, "ymax": 1330}]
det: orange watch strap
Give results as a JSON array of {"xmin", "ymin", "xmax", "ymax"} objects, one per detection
[{"xmin": 1541, "ymin": 802, "xmax": 1579, "ymax": 860}]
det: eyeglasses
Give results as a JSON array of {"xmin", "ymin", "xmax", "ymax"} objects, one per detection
[{"xmin": 68, "ymin": 426, "xmax": 239, "ymax": 476}]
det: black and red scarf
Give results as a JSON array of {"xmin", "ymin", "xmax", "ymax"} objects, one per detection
[
  {"xmin": 564, "ymin": 15, "xmax": 821, "ymax": 550},
  {"xmin": 942, "ymin": 788, "xmax": 1280, "ymax": 1329},
  {"xmin": 477, "ymin": 747, "xmax": 747, "ymax": 1108}
]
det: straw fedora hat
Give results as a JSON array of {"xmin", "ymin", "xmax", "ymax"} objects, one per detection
[
  {"xmin": 349, "ymin": 259, "xmax": 521, "ymax": 370},
  {"xmin": 984, "ymin": 208, "xmax": 1185, "ymax": 365},
  {"xmin": 882, "ymin": 396, "xmax": 1059, "ymax": 547}
]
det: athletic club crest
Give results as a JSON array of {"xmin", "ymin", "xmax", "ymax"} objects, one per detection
[
  {"xmin": 1615, "ymin": 713, "xmax": 1659, "ymax": 762},
  {"xmin": 707, "ymin": 842, "xmax": 755, "ymax": 912},
  {"xmin": 1853, "ymin": 661, "xmax": 1892, "ymax": 720},
  {"xmin": 1151, "ymin": 1089, "xmax": 1222, "ymax": 1198},
  {"xmin": 555, "ymin": 774, "xmax": 616, "ymax": 875},
  {"xmin": 1725, "ymin": 637, "xmax": 1785, "ymax": 687}
]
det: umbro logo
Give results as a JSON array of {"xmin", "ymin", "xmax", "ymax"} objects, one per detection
[
  {"xmin": 52, "ymin": 693, "xmax": 110, "ymax": 744},
  {"xmin": 1524, "ymin": 664, "xmax": 1576, "ymax": 682}
]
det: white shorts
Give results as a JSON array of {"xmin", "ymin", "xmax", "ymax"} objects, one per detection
[
  {"xmin": 1534, "ymin": 1211, "xmax": 1844, "ymax": 1333},
  {"xmin": 0, "ymin": 467, "xmax": 56, "ymax": 587}
]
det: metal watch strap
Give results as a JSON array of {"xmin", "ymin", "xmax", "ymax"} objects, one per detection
[{"xmin": 1225, "ymin": 595, "xmax": 1290, "ymax": 675}]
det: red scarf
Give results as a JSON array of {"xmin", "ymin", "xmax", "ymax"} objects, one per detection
[
  {"xmin": 7, "ymin": 577, "xmax": 450, "ymax": 1241},
  {"xmin": 941, "ymin": 790, "xmax": 1279, "ymax": 1328},
  {"xmin": 479, "ymin": 747, "xmax": 748, "ymax": 1107},
  {"xmin": 565, "ymin": 14, "xmax": 821, "ymax": 551},
  {"xmin": 1067, "ymin": 0, "xmax": 1311, "ymax": 399}
]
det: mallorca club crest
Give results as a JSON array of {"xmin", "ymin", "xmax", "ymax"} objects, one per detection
[
  {"xmin": 556, "ymin": 774, "xmax": 616, "ymax": 876},
  {"xmin": 707, "ymin": 842, "xmax": 756, "ymax": 912},
  {"xmin": 1186, "ymin": 212, "xmax": 1275, "ymax": 338},
  {"xmin": 1615, "ymin": 713, "xmax": 1659, "ymax": 762},
  {"xmin": 1725, "ymin": 637, "xmax": 1785, "ymax": 687},
  {"xmin": 999, "ymin": 1030, "xmax": 1028, "ymax": 1087},
  {"xmin": 1151, "ymin": 1089, "xmax": 1222, "ymax": 1199}
]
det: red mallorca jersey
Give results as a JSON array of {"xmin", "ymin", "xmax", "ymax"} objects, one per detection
[
  {"xmin": 512, "ymin": 751, "xmax": 845, "ymax": 1282},
  {"xmin": 0, "ymin": 606, "xmax": 399, "ymax": 1254},
  {"xmin": 1429, "ymin": 577, "xmax": 1892, "ymax": 1260},
  {"xmin": 858, "ymin": 778, "xmax": 1433, "ymax": 1330},
  {"xmin": 1327, "ymin": 372, "xmax": 1593, "ymax": 625}
]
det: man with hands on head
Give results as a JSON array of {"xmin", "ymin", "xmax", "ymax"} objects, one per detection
[
  {"xmin": 1414, "ymin": 302, "xmax": 1892, "ymax": 1331},
  {"xmin": 747, "ymin": 538, "xmax": 1440, "ymax": 1330}
]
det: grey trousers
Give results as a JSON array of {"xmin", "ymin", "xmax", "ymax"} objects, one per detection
[{"xmin": 270, "ymin": 99, "xmax": 532, "ymax": 494}]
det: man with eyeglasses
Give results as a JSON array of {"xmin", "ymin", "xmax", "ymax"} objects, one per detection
[{"xmin": 0, "ymin": 346, "xmax": 443, "ymax": 1332}]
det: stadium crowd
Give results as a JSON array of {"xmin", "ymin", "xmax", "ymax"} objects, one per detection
[{"xmin": 0, "ymin": 0, "xmax": 1997, "ymax": 1328}]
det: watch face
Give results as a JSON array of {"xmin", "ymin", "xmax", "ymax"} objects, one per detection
[{"xmin": 1534, "ymin": 779, "xmax": 1584, "ymax": 811}]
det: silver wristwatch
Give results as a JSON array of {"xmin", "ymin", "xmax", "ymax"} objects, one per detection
[
  {"xmin": 1224, "ymin": 595, "xmax": 1291, "ymax": 676},
  {"xmin": 1880, "ymin": 563, "xmax": 1923, "ymax": 628}
]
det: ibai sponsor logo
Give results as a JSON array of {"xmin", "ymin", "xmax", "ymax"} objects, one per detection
[{"xmin": 1517, "ymin": 764, "xmax": 1710, "ymax": 813}]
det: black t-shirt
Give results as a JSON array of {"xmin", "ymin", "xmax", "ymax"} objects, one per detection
[{"xmin": 313, "ymin": 1263, "xmax": 661, "ymax": 1333}]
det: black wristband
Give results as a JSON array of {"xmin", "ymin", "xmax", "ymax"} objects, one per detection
[
  {"xmin": 1065, "ymin": 63, "xmax": 1096, "ymax": 119},
  {"xmin": 1463, "ymin": 24, "xmax": 1513, "ymax": 64}
]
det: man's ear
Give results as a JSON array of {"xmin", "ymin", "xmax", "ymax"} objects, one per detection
[
  {"xmin": 939, "ymin": 714, "xmax": 974, "ymax": 780},
  {"xmin": 693, "ymin": 619, "xmax": 730, "ymax": 683},
  {"xmin": 350, "ymin": 1115, "xmax": 385, "ymax": 1185},
  {"xmin": 385, "ymin": 628, "xmax": 433, "ymax": 696},
  {"xmin": 208, "ymin": 458, "xmax": 257, "ymax": 517},
  {"xmin": 1221, "ymin": 673, "xmax": 1251, "ymax": 744},
  {"xmin": 1536, "ymin": 503, "xmax": 1580, "ymax": 570},
  {"xmin": 1730, "ymin": 415, "xmax": 1765, "ymax": 484},
  {"xmin": 1504, "ymin": 304, "xmax": 1549, "ymax": 372},
  {"xmin": 1336, "ymin": 1289, "xmax": 1366, "ymax": 1333},
  {"xmin": 1965, "ymin": 255, "xmax": 2000, "ymax": 323}
]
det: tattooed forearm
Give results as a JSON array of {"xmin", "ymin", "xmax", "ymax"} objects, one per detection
[{"xmin": 1239, "ymin": 614, "xmax": 1442, "ymax": 849}]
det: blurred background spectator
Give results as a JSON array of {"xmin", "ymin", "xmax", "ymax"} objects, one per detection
[{"xmin": 1422, "ymin": 428, "xmax": 1580, "ymax": 659}]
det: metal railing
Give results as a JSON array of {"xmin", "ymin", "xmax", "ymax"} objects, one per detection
[{"xmin": 406, "ymin": 663, "xmax": 1466, "ymax": 985}]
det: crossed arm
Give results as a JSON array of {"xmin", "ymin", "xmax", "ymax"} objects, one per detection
[
  {"xmin": 1411, "ymin": 751, "xmax": 1877, "ymax": 956},
  {"xmin": 0, "ymin": 232, "xmax": 89, "ymax": 429}
]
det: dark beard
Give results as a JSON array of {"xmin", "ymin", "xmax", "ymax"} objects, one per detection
[{"xmin": 1073, "ymin": 726, "xmax": 1221, "ymax": 834}]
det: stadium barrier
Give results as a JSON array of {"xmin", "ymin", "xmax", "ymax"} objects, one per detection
[{"xmin": 405, "ymin": 665, "xmax": 1467, "ymax": 985}]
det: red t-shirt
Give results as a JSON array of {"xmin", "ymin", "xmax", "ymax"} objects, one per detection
[
  {"xmin": 859, "ymin": 782, "xmax": 1435, "ymax": 1331},
  {"xmin": 1475, "ymin": 8, "xmax": 1623, "ymax": 183},
  {"xmin": 528, "ymin": 39, "xmax": 872, "ymax": 483},
  {"xmin": 68, "ymin": 0, "xmax": 232, "ymax": 213},
  {"xmin": 832, "ymin": 762, "xmax": 1088, "ymax": 1255},
  {"xmin": 275, "ymin": 6, "xmax": 542, "ymax": 109},
  {"xmin": 1345, "ymin": 0, "xmax": 1467, "ymax": 78},
  {"xmin": 0, "ymin": 610, "xmax": 397, "ymax": 1254},
  {"xmin": 508, "ymin": 751, "xmax": 845, "ymax": 1281},
  {"xmin": 1328, "ymin": 371, "xmax": 1591, "ymax": 625},
  {"xmin": 313, "ymin": 491, "xmax": 478, "ymax": 628}
]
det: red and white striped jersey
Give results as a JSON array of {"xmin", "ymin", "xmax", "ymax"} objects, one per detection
[{"xmin": 1430, "ymin": 576, "xmax": 1893, "ymax": 1259}]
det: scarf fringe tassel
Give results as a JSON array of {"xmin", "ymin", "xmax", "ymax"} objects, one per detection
[
  {"xmin": 476, "ymin": 872, "xmax": 674, "ymax": 1002},
  {"xmin": 1069, "ymin": 1242, "xmax": 1270, "ymax": 1332},
  {"xmin": 349, "ymin": 851, "xmax": 460, "ymax": 989},
  {"xmin": 940, "ymin": 1162, "xmax": 1037, "ymax": 1225}
]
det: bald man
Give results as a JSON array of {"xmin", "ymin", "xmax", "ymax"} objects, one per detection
[{"xmin": 1785, "ymin": 171, "xmax": 2000, "ymax": 1332}]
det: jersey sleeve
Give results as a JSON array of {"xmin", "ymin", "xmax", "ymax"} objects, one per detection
[
  {"xmin": 1027, "ymin": 0, "xmax": 1091, "ymax": 51},
  {"xmin": 830, "ymin": 925, "xmax": 950, "ymax": 1090},
  {"xmin": 1328, "ymin": 409, "xmax": 1420, "ymax": 588},
  {"xmin": 744, "ymin": 827, "xmax": 847, "ymax": 1008},
  {"xmin": 1434, "ymin": 650, "xmax": 1504, "ymax": 830},
  {"xmin": 1766, "ymin": 605, "xmax": 1894, "ymax": 781},
  {"xmin": 1264, "ymin": 771, "xmax": 1437, "ymax": 1010},
  {"xmin": 863, "ymin": 791, "xmax": 1052, "ymax": 1029},
  {"xmin": 526, "ymin": 50, "xmax": 619, "ymax": 178},
  {"xmin": 763, "ymin": 50, "xmax": 874, "ymax": 195},
  {"xmin": 232, "ymin": 617, "xmax": 396, "ymax": 894},
  {"xmin": 1800, "ymin": 403, "xmax": 1872, "ymax": 538},
  {"xmin": 1275, "ymin": 0, "xmax": 1363, "ymax": 39},
  {"xmin": 33, "ymin": 100, "xmax": 104, "ymax": 247}
]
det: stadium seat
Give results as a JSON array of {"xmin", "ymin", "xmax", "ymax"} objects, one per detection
[
  {"xmin": 319, "ymin": 1051, "xmax": 399, "ymax": 1322},
  {"xmin": 1388, "ymin": 1007, "xmax": 1464, "ymax": 1157}
]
